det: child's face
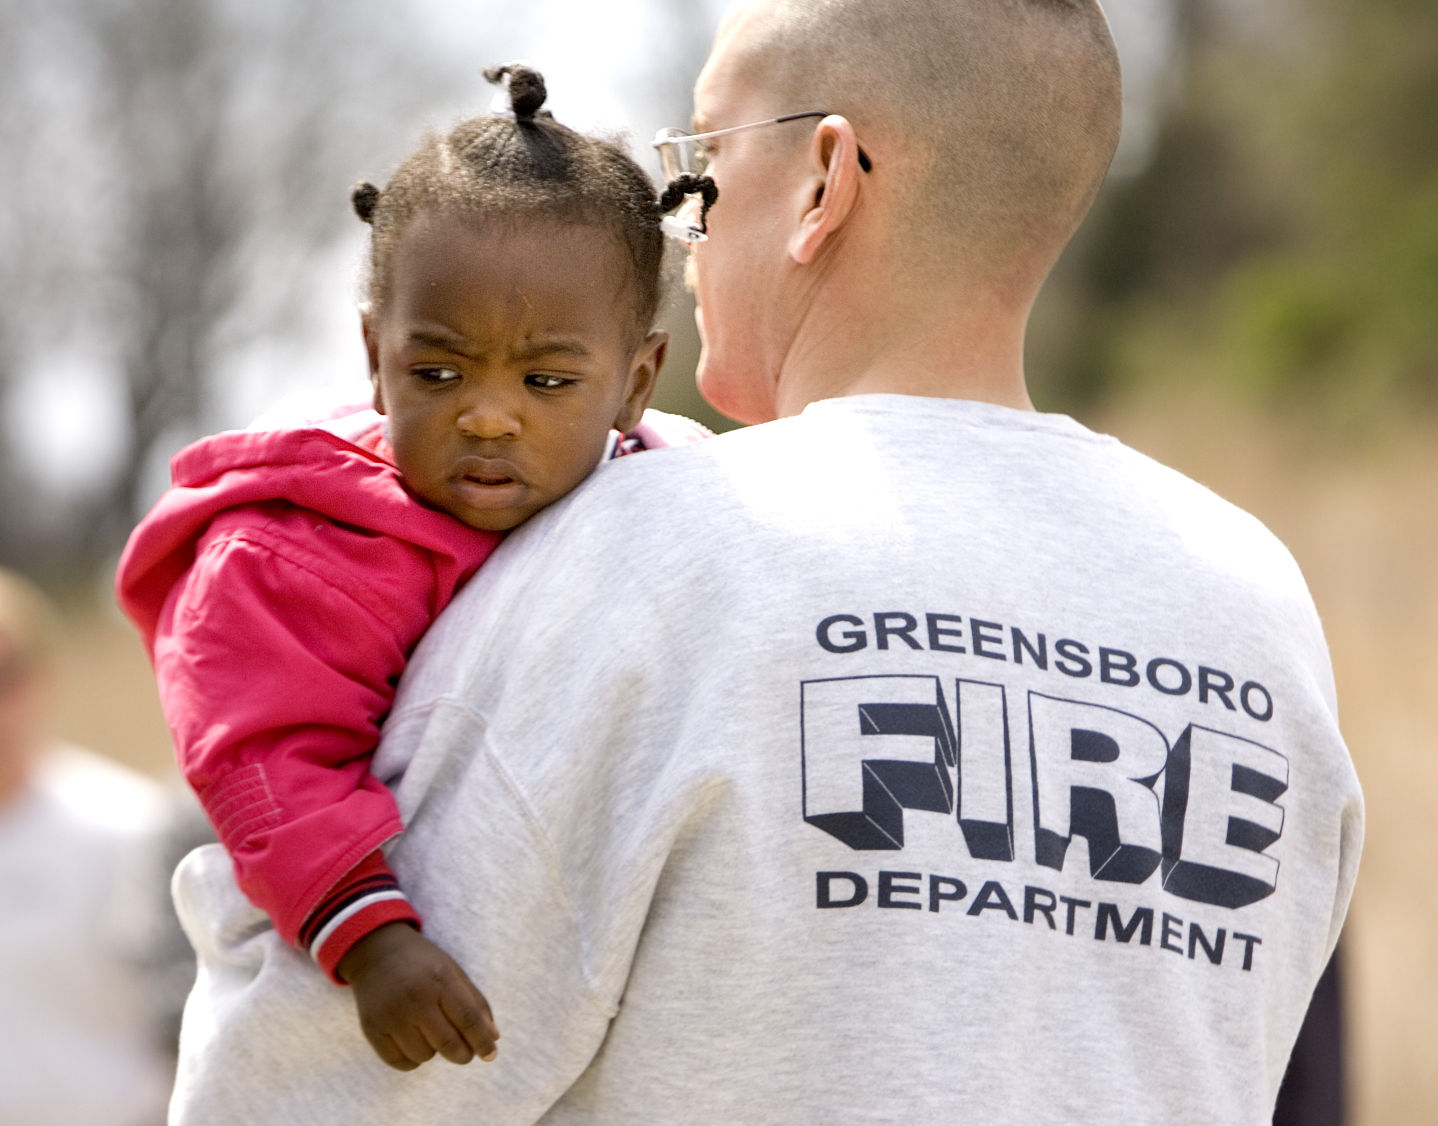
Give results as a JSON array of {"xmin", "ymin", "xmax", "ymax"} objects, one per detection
[{"xmin": 365, "ymin": 212, "xmax": 666, "ymax": 532}]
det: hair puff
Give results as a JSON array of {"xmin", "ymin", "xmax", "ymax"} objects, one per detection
[
  {"xmin": 483, "ymin": 63, "xmax": 548, "ymax": 120},
  {"xmin": 350, "ymin": 181, "xmax": 381, "ymax": 225}
]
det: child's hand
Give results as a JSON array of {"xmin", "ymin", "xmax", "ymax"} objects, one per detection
[{"xmin": 336, "ymin": 921, "xmax": 500, "ymax": 1071}]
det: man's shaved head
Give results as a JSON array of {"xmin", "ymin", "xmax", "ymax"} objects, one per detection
[{"xmin": 714, "ymin": 0, "xmax": 1122, "ymax": 285}]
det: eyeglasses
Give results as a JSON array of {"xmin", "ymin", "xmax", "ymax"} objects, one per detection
[
  {"xmin": 653, "ymin": 112, "xmax": 824, "ymax": 180},
  {"xmin": 652, "ymin": 112, "xmax": 872, "ymax": 182}
]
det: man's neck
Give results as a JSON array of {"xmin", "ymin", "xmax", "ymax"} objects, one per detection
[{"xmin": 771, "ymin": 287, "xmax": 1035, "ymax": 418}]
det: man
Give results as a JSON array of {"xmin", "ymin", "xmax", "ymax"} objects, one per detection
[{"xmin": 169, "ymin": 1, "xmax": 1362, "ymax": 1122}]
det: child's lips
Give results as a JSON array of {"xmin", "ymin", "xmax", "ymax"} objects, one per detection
[
  {"xmin": 453, "ymin": 455, "xmax": 521, "ymax": 486},
  {"xmin": 451, "ymin": 456, "xmax": 525, "ymax": 508}
]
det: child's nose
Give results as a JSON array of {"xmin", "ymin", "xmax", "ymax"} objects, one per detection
[{"xmin": 456, "ymin": 386, "xmax": 522, "ymax": 440}]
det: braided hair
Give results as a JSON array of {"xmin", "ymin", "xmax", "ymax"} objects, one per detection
[{"xmin": 352, "ymin": 64, "xmax": 665, "ymax": 334}]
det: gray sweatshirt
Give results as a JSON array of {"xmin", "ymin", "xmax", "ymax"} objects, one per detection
[{"xmin": 170, "ymin": 395, "xmax": 1362, "ymax": 1125}]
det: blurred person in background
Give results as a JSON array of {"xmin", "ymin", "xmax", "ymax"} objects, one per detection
[{"xmin": 0, "ymin": 567, "xmax": 178, "ymax": 1126}]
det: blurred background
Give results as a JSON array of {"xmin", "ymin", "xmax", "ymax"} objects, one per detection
[{"xmin": 0, "ymin": 0, "xmax": 1432, "ymax": 1122}]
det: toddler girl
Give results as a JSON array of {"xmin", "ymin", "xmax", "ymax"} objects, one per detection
[{"xmin": 117, "ymin": 65, "xmax": 706, "ymax": 1072}]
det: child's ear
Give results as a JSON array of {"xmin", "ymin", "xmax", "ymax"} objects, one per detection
[
  {"xmin": 361, "ymin": 313, "xmax": 386, "ymax": 414},
  {"xmin": 613, "ymin": 330, "xmax": 668, "ymax": 434}
]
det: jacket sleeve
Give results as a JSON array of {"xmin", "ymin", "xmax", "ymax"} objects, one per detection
[{"xmin": 152, "ymin": 501, "xmax": 442, "ymax": 947}]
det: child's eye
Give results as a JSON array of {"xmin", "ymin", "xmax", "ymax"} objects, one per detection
[
  {"xmin": 526, "ymin": 373, "xmax": 574, "ymax": 390},
  {"xmin": 413, "ymin": 365, "xmax": 462, "ymax": 384}
]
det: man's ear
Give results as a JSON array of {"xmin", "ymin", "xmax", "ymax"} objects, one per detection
[
  {"xmin": 789, "ymin": 115, "xmax": 864, "ymax": 265},
  {"xmin": 614, "ymin": 329, "xmax": 669, "ymax": 434},
  {"xmin": 361, "ymin": 313, "xmax": 385, "ymax": 414}
]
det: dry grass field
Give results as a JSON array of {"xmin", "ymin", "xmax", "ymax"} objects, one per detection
[
  {"xmin": 1101, "ymin": 391, "xmax": 1438, "ymax": 1126},
  {"xmin": 49, "ymin": 391, "xmax": 1436, "ymax": 1124}
]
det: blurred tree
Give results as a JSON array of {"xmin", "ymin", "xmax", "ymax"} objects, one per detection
[
  {"xmin": 0, "ymin": 0, "xmax": 483, "ymax": 579},
  {"xmin": 1031, "ymin": 0, "xmax": 1438, "ymax": 428}
]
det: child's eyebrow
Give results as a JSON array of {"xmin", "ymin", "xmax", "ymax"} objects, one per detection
[
  {"xmin": 509, "ymin": 339, "xmax": 592, "ymax": 362},
  {"xmin": 406, "ymin": 328, "xmax": 473, "ymax": 354},
  {"xmin": 403, "ymin": 329, "xmax": 592, "ymax": 363}
]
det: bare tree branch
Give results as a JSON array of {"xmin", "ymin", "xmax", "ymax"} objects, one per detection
[{"xmin": 0, "ymin": 0, "xmax": 490, "ymax": 576}]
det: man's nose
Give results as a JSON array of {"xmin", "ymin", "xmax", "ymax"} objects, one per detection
[{"xmin": 675, "ymin": 193, "xmax": 704, "ymax": 225}]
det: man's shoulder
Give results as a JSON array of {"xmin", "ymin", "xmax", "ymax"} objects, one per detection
[
  {"xmin": 410, "ymin": 423, "xmax": 785, "ymax": 637},
  {"xmin": 569, "ymin": 416, "xmax": 790, "ymax": 510},
  {"xmin": 1106, "ymin": 434, "xmax": 1296, "ymax": 551}
]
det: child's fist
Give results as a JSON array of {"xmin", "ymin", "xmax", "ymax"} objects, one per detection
[{"xmin": 337, "ymin": 921, "xmax": 499, "ymax": 1070}]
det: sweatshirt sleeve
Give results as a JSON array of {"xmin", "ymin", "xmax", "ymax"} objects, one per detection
[{"xmin": 152, "ymin": 501, "xmax": 442, "ymax": 949}]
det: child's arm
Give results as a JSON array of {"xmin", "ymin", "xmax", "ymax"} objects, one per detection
[
  {"xmin": 337, "ymin": 922, "xmax": 500, "ymax": 1069},
  {"xmin": 151, "ymin": 505, "xmax": 421, "ymax": 947},
  {"xmin": 141, "ymin": 504, "xmax": 500, "ymax": 1066}
]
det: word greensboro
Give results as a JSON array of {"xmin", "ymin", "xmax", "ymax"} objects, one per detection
[
  {"xmin": 816, "ymin": 870, "xmax": 1264, "ymax": 972},
  {"xmin": 816, "ymin": 611, "xmax": 1275, "ymax": 723}
]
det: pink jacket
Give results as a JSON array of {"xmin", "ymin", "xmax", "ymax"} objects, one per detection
[
  {"xmin": 116, "ymin": 406, "xmax": 708, "ymax": 975},
  {"xmin": 117, "ymin": 412, "xmax": 500, "ymax": 955}
]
